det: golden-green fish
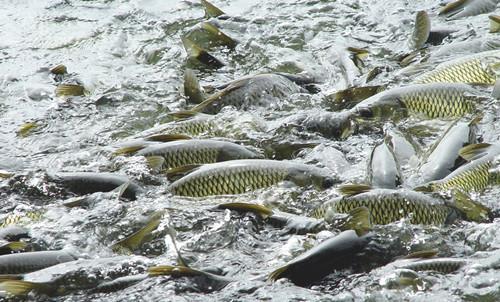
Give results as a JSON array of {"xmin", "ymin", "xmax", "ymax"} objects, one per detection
[
  {"xmin": 419, "ymin": 143, "xmax": 500, "ymax": 192},
  {"xmin": 311, "ymin": 185, "xmax": 488, "ymax": 225},
  {"xmin": 414, "ymin": 50, "xmax": 500, "ymax": 85},
  {"xmin": 136, "ymin": 139, "xmax": 262, "ymax": 171},
  {"xmin": 396, "ymin": 258, "xmax": 467, "ymax": 273},
  {"xmin": 351, "ymin": 83, "xmax": 482, "ymax": 119},
  {"xmin": 168, "ymin": 159, "xmax": 337, "ymax": 197}
]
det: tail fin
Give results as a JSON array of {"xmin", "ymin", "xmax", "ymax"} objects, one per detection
[
  {"xmin": 182, "ymin": 36, "xmax": 224, "ymax": 68},
  {"xmin": 184, "ymin": 69, "xmax": 205, "ymax": 104},
  {"xmin": 201, "ymin": 22, "xmax": 237, "ymax": 49},
  {"xmin": 452, "ymin": 190, "xmax": 491, "ymax": 222},
  {"xmin": 340, "ymin": 206, "xmax": 372, "ymax": 236},
  {"xmin": 111, "ymin": 210, "xmax": 165, "ymax": 253},
  {"xmin": 0, "ymin": 280, "xmax": 46, "ymax": 296},
  {"xmin": 201, "ymin": 0, "xmax": 225, "ymax": 18},
  {"xmin": 55, "ymin": 84, "xmax": 85, "ymax": 97}
]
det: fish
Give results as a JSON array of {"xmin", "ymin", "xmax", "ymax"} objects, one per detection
[
  {"xmin": 135, "ymin": 139, "xmax": 262, "ymax": 172},
  {"xmin": 432, "ymin": 39, "xmax": 500, "ymax": 60},
  {"xmin": 190, "ymin": 73, "xmax": 308, "ymax": 114},
  {"xmin": 183, "ymin": 21, "xmax": 237, "ymax": 51},
  {"xmin": 351, "ymin": 83, "xmax": 483, "ymax": 120},
  {"xmin": 268, "ymin": 229, "xmax": 374, "ymax": 285},
  {"xmin": 413, "ymin": 50, "xmax": 500, "ymax": 85},
  {"xmin": 409, "ymin": 11, "xmax": 431, "ymax": 50},
  {"xmin": 367, "ymin": 139, "xmax": 402, "ymax": 189},
  {"xmin": 0, "ymin": 211, "xmax": 44, "ymax": 228},
  {"xmin": 417, "ymin": 143, "xmax": 500, "ymax": 192},
  {"xmin": 47, "ymin": 172, "xmax": 143, "ymax": 200},
  {"xmin": 168, "ymin": 159, "xmax": 337, "ymax": 197},
  {"xmin": 92, "ymin": 274, "xmax": 148, "ymax": 293},
  {"xmin": 418, "ymin": 116, "xmax": 480, "ymax": 183},
  {"xmin": 0, "ymin": 256, "xmax": 150, "ymax": 297},
  {"xmin": 111, "ymin": 211, "xmax": 164, "ymax": 254},
  {"xmin": 216, "ymin": 202, "xmax": 371, "ymax": 235},
  {"xmin": 0, "ymin": 250, "xmax": 77, "ymax": 275},
  {"xmin": 311, "ymin": 184, "xmax": 490, "ymax": 225},
  {"xmin": 439, "ymin": 0, "xmax": 500, "ymax": 20}
]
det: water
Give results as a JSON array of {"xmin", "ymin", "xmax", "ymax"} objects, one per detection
[{"xmin": 1, "ymin": 0, "xmax": 499, "ymax": 301}]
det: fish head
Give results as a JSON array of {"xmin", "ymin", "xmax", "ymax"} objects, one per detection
[
  {"xmin": 302, "ymin": 111, "xmax": 358, "ymax": 140},
  {"xmin": 354, "ymin": 94, "xmax": 406, "ymax": 121}
]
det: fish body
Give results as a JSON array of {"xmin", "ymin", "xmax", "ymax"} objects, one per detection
[
  {"xmin": 0, "ymin": 250, "xmax": 77, "ymax": 274},
  {"xmin": 192, "ymin": 73, "xmax": 306, "ymax": 114},
  {"xmin": 0, "ymin": 226, "xmax": 29, "ymax": 241},
  {"xmin": 384, "ymin": 124, "xmax": 421, "ymax": 166},
  {"xmin": 367, "ymin": 141, "xmax": 402, "ymax": 189},
  {"xmin": 168, "ymin": 159, "xmax": 336, "ymax": 197},
  {"xmin": 136, "ymin": 139, "xmax": 262, "ymax": 170},
  {"xmin": 414, "ymin": 50, "xmax": 500, "ymax": 85},
  {"xmin": 268, "ymin": 230, "xmax": 373, "ymax": 285},
  {"xmin": 426, "ymin": 143, "xmax": 500, "ymax": 192},
  {"xmin": 48, "ymin": 172, "xmax": 143, "ymax": 200},
  {"xmin": 419, "ymin": 118, "xmax": 479, "ymax": 183},
  {"xmin": 312, "ymin": 187, "xmax": 462, "ymax": 225},
  {"xmin": 352, "ymin": 83, "xmax": 481, "ymax": 119}
]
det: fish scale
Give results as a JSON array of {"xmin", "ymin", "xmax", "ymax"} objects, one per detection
[
  {"xmin": 432, "ymin": 161, "xmax": 492, "ymax": 192},
  {"xmin": 414, "ymin": 50, "xmax": 500, "ymax": 84},
  {"xmin": 168, "ymin": 159, "xmax": 331, "ymax": 197},
  {"xmin": 400, "ymin": 258, "xmax": 467, "ymax": 273},
  {"xmin": 312, "ymin": 189, "xmax": 455, "ymax": 225},
  {"xmin": 402, "ymin": 87, "xmax": 476, "ymax": 118}
]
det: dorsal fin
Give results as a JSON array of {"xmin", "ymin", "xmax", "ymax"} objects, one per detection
[
  {"xmin": 489, "ymin": 15, "xmax": 500, "ymax": 33},
  {"xmin": 145, "ymin": 156, "xmax": 165, "ymax": 173},
  {"xmin": 168, "ymin": 110, "xmax": 201, "ymax": 120},
  {"xmin": 438, "ymin": 0, "xmax": 467, "ymax": 15},
  {"xmin": 201, "ymin": 22, "xmax": 237, "ymax": 49},
  {"xmin": 146, "ymin": 134, "xmax": 191, "ymax": 142},
  {"xmin": 216, "ymin": 202, "xmax": 274, "ymax": 218},
  {"xmin": 338, "ymin": 184, "xmax": 373, "ymax": 197},
  {"xmin": 200, "ymin": 0, "xmax": 225, "ymax": 18},
  {"xmin": 181, "ymin": 36, "xmax": 224, "ymax": 68},
  {"xmin": 166, "ymin": 164, "xmax": 202, "ymax": 180},
  {"xmin": 458, "ymin": 143, "xmax": 492, "ymax": 161},
  {"xmin": 402, "ymin": 249, "xmax": 438, "ymax": 259},
  {"xmin": 341, "ymin": 206, "xmax": 372, "ymax": 236}
]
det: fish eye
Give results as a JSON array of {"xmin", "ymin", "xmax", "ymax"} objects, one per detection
[
  {"xmin": 322, "ymin": 177, "xmax": 336, "ymax": 189},
  {"xmin": 357, "ymin": 107, "xmax": 374, "ymax": 118}
]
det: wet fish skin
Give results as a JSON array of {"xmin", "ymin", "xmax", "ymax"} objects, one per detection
[
  {"xmin": 414, "ymin": 50, "xmax": 500, "ymax": 85},
  {"xmin": 93, "ymin": 274, "xmax": 148, "ymax": 293},
  {"xmin": 383, "ymin": 124, "xmax": 421, "ymax": 166},
  {"xmin": 367, "ymin": 140, "xmax": 402, "ymax": 189},
  {"xmin": 424, "ymin": 143, "xmax": 500, "ymax": 192},
  {"xmin": 136, "ymin": 139, "xmax": 262, "ymax": 170},
  {"xmin": 191, "ymin": 73, "xmax": 306, "ymax": 114},
  {"xmin": 352, "ymin": 83, "xmax": 481, "ymax": 120},
  {"xmin": 0, "ymin": 250, "xmax": 77, "ymax": 275},
  {"xmin": 48, "ymin": 172, "xmax": 143, "ymax": 200},
  {"xmin": 168, "ymin": 159, "xmax": 337, "ymax": 197},
  {"xmin": 311, "ymin": 187, "xmax": 463, "ymax": 225},
  {"xmin": 409, "ymin": 11, "xmax": 430, "ymax": 50},
  {"xmin": 268, "ymin": 230, "xmax": 373, "ymax": 285},
  {"xmin": 419, "ymin": 117, "xmax": 479, "ymax": 183}
]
